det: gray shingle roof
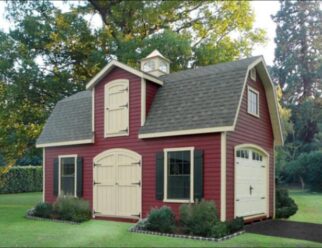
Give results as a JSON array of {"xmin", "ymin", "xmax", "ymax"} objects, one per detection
[
  {"xmin": 139, "ymin": 56, "xmax": 261, "ymax": 135},
  {"xmin": 36, "ymin": 91, "xmax": 92, "ymax": 146},
  {"xmin": 37, "ymin": 56, "xmax": 263, "ymax": 146}
]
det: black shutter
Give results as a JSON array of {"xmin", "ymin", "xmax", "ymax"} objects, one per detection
[
  {"xmin": 194, "ymin": 150, "xmax": 203, "ymax": 201},
  {"xmin": 53, "ymin": 158, "xmax": 59, "ymax": 196},
  {"xmin": 156, "ymin": 152, "xmax": 164, "ymax": 200},
  {"xmin": 76, "ymin": 157, "xmax": 83, "ymax": 198}
]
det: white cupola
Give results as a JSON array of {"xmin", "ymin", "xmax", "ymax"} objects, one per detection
[{"xmin": 140, "ymin": 49, "xmax": 170, "ymax": 77}]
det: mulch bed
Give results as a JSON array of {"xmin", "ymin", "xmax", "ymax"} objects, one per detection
[{"xmin": 245, "ymin": 220, "xmax": 322, "ymax": 243}]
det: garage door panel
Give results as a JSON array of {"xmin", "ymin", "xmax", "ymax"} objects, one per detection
[
  {"xmin": 96, "ymin": 165, "xmax": 115, "ymax": 184},
  {"xmin": 235, "ymin": 148, "xmax": 268, "ymax": 218},
  {"xmin": 117, "ymin": 185, "xmax": 140, "ymax": 216},
  {"xmin": 95, "ymin": 185, "xmax": 116, "ymax": 215}
]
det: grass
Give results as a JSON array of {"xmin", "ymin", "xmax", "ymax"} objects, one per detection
[
  {"xmin": 0, "ymin": 192, "xmax": 321, "ymax": 247},
  {"xmin": 289, "ymin": 190, "xmax": 322, "ymax": 224}
]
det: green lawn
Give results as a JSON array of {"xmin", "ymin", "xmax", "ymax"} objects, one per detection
[
  {"xmin": 0, "ymin": 192, "xmax": 321, "ymax": 247},
  {"xmin": 289, "ymin": 190, "xmax": 322, "ymax": 224}
]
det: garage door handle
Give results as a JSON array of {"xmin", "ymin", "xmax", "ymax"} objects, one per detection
[
  {"xmin": 261, "ymin": 197, "xmax": 265, "ymax": 199},
  {"xmin": 236, "ymin": 199, "xmax": 240, "ymax": 202}
]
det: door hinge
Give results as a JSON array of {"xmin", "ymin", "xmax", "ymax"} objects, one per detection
[
  {"xmin": 261, "ymin": 165, "xmax": 265, "ymax": 168},
  {"xmin": 131, "ymin": 181, "xmax": 141, "ymax": 186},
  {"xmin": 93, "ymin": 210, "xmax": 102, "ymax": 215},
  {"xmin": 94, "ymin": 181, "xmax": 101, "ymax": 186},
  {"xmin": 119, "ymin": 103, "xmax": 128, "ymax": 108},
  {"xmin": 131, "ymin": 213, "xmax": 141, "ymax": 218},
  {"xmin": 94, "ymin": 163, "xmax": 102, "ymax": 167},
  {"xmin": 120, "ymin": 128, "xmax": 128, "ymax": 133},
  {"xmin": 261, "ymin": 197, "xmax": 266, "ymax": 199},
  {"xmin": 118, "ymin": 88, "xmax": 128, "ymax": 93},
  {"xmin": 236, "ymin": 199, "xmax": 240, "ymax": 202},
  {"xmin": 131, "ymin": 162, "xmax": 141, "ymax": 166}
]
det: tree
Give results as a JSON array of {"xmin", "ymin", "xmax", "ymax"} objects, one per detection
[
  {"xmin": 272, "ymin": 0, "xmax": 321, "ymax": 102},
  {"xmin": 87, "ymin": 0, "xmax": 266, "ymax": 68},
  {"xmin": 0, "ymin": 0, "xmax": 266, "ymax": 175}
]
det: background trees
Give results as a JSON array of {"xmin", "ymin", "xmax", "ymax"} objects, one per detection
[
  {"xmin": 272, "ymin": 0, "xmax": 322, "ymax": 191},
  {"xmin": 0, "ymin": 0, "xmax": 266, "ymax": 169}
]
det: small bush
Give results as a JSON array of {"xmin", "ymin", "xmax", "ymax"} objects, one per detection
[
  {"xmin": 211, "ymin": 222, "xmax": 229, "ymax": 238},
  {"xmin": 0, "ymin": 166, "xmax": 42, "ymax": 193},
  {"xmin": 227, "ymin": 217, "xmax": 244, "ymax": 233},
  {"xmin": 146, "ymin": 206, "xmax": 175, "ymax": 233},
  {"xmin": 275, "ymin": 188, "xmax": 298, "ymax": 219},
  {"xmin": 33, "ymin": 202, "xmax": 53, "ymax": 218},
  {"xmin": 179, "ymin": 200, "xmax": 218, "ymax": 237},
  {"xmin": 53, "ymin": 196, "xmax": 91, "ymax": 223}
]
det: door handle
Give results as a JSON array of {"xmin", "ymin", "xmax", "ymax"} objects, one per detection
[
  {"xmin": 249, "ymin": 185, "xmax": 254, "ymax": 195},
  {"xmin": 115, "ymin": 182, "xmax": 119, "ymax": 185}
]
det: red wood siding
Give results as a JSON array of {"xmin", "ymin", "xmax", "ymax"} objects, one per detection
[
  {"xmin": 45, "ymin": 67, "xmax": 221, "ymax": 217},
  {"xmin": 145, "ymin": 81, "xmax": 159, "ymax": 116},
  {"xmin": 226, "ymin": 72, "xmax": 274, "ymax": 220}
]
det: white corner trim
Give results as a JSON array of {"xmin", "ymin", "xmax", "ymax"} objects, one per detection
[
  {"xmin": 36, "ymin": 138, "xmax": 93, "ymax": 148},
  {"xmin": 163, "ymin": 147, "xmax": 195, "ymax": 203},
  {"xmin": 42, "ymin": 148, "xmax": 45, "ymax": 202},
  {"xmin": 58, "ymin": 154, "xmax": 78, "ymax": 197},
  {"xmin": 92, "ymin": 89, "xmax": 95, "ymax": 133},
  {"xmin": 139, "ymin": 126, "xmax": 234, "ymax": 139},
  {"xmin": 141, "ymin": 78, "xmax": 146, "ymax": 126},
  {"xmin": 86, "ymin": 60, "xmax": 163, "ymax": 90},
  {"xmin": 220, "ymin": 132, "xmax": 227, "ymax": 221}
]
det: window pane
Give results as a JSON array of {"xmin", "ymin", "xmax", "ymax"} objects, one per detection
[
  {"xmin": 61, "ymin": 157, "xmax": 75, "ymax": 196},
  {"xmin": 167, "ymin": 151, "xmax": 191, "ymax": 199}
]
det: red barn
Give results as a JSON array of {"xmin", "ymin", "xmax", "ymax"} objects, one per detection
[{"xmin": 37, "ymin": 50, "xmax": 283, "ymax": 222}]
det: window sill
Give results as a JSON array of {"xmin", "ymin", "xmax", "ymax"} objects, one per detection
[
  {"xmin": 247, "ymin": 111, "xmax": 260, "ymax": 118},
  {"xmin": 105, "ymin": 132, "xmax": 129, "ymax": 138},
  {"xmin": 163, "ymin": 199, "xmax": 193, "ymax": 204}
]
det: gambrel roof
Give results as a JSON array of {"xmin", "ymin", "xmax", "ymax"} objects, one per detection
[{"xmin": 36, "ymin": 56, "xmax": 283, "ymax": 148}]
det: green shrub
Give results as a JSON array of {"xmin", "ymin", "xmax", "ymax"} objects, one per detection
[
  {"xmin": 33, "ymin": 202, "xmax": 53, "ymax": 218},
  {"xmin": 211, "ymin": 222, "xmax": 229, "ymax": 238},
  {"xmin": 0, "ymin": 166, "xmax": 42, "ymax": 193},
  {"xmin": 179, "ymin": 200, "xmax": 218, "ymax": 237},
  {"xmin": 146, "ymin": 206, "xmax": 175, "ymax": 233},
  {"xmin": 275, "ymin": 188, "xmax": 298, "ymax": 218},
  {"xmin": 53, "ymin": 196, "xmax": 92, "ymax": 223},
  {"xmin": 227, "ymin": 217, "xmax": 244, "ymax": 233},
  {"xmin": 304, "ymin": 151, "xmax": 322, "ymax": 192}
]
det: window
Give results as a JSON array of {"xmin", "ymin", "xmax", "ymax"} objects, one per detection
[
  {"xmin": 159, "ymin": 60, "xmax": 168, "ymax": 73},
  {"xmin": 59, "ymin": 156, "xmax": 76, "ymax": 196},
  {"xmin": 143, "ymin": 60, "xmax": 155, "ymax": 72},
  {"xmin": 236, "ymin": 149, "xmax": 249, "ymax": 159},
  {"xmin": 248, "ymin": 87, "xmax": 259, "ymax": 117},
  {"xmin": 164, "ymin": 147, "xmax": 194, "ymax": 202},
  {"xmin": 104, "ymin": 80, "xmax": 129, "ymax": 137},
  {"xmin": 252, "ymin": 151, "xmax": 263, "ymax": 161}
]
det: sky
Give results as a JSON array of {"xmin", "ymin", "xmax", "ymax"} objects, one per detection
[{"xmin": 0, "ymin": 1, "xmax": 280, "ymax": 65}]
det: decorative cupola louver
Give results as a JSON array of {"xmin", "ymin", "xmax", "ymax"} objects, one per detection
[{"xmin": 140, "ymin": 49, "xmax": 170, "ymax": 77}]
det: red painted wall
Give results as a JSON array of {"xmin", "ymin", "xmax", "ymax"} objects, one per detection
[
  {"xmin": 45, "ymin": 67, "xmax": 221, "ymax": 217},
  {"xmin": 146, "ymin": 80, "xmax": 159, "ymax": 116},
  {"xmin": 226, "ymin": 73, "xmax": 274, "ymax": 220}
]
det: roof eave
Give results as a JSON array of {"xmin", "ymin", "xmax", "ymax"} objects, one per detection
[
  {"xmin": 86, "ymin": 60, "xmax": 163, "ymax": 90},
  {"xmin": 36, "ymin": 137, "xmax": 94, "ymax": 148},
  {"xmin": 139, "ymin": 126, "xmax": 234, "ymax": 139}
]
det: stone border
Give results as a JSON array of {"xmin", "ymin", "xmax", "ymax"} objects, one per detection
[
  {"xmin": 129, "ymin": 225, "xmax": 245, "ymax": 242},
  {"xmin": 25, "ymin": 209, "xmax": 80, "ymax": 225}
]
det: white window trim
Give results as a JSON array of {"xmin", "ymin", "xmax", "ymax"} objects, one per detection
[
  {"xmin": 163, "ymin": 147, "xmax": 195, "ymax": 203},
  {"xmin": 220, "ymin": 132, "xmax": 226, "ymax": 221},
  {"xmin": 247, "ymin": 86, "xmax": 260, "ymax": 118},
  {"xmin": 58, "ymin": 154, "xmax": 78, "ymax": 197},
  {"xmin": 104, "ymin": 79, "xmax": 130, "ymax": 138},
  {"xmin": 42, "ymin": 148, "xmax": 45, "ymax": 202}
]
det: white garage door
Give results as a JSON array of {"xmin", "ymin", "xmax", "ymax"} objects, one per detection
[
  {"xmin": 235, "ymin": 148, "xmax": 268, "ymax": 217},
  {"xmin": 93, "ymin": 149, "xmax": 141, "ymax": 218}
]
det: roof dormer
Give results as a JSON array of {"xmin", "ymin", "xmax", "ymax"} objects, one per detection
[{"xmin": 140, "ymin": 50, "xmax": 170, "ymax": 77}]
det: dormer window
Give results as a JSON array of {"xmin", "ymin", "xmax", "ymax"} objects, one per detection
[
  {"xmin": 248, "ymin": 86, "xmax": 259, "ymax": 117},
  {"xmin": 104, "ymin": 79, "xmax": 129, "ymax": 137}
]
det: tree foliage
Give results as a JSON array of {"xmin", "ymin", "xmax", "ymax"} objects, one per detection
[
  {"xmin": 0, "ymin": 0, "xmax": 265, "ymax": 174},
  {"xmin": 272, "ymin": 0, "xmax": 321, "ymax": 102}
]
